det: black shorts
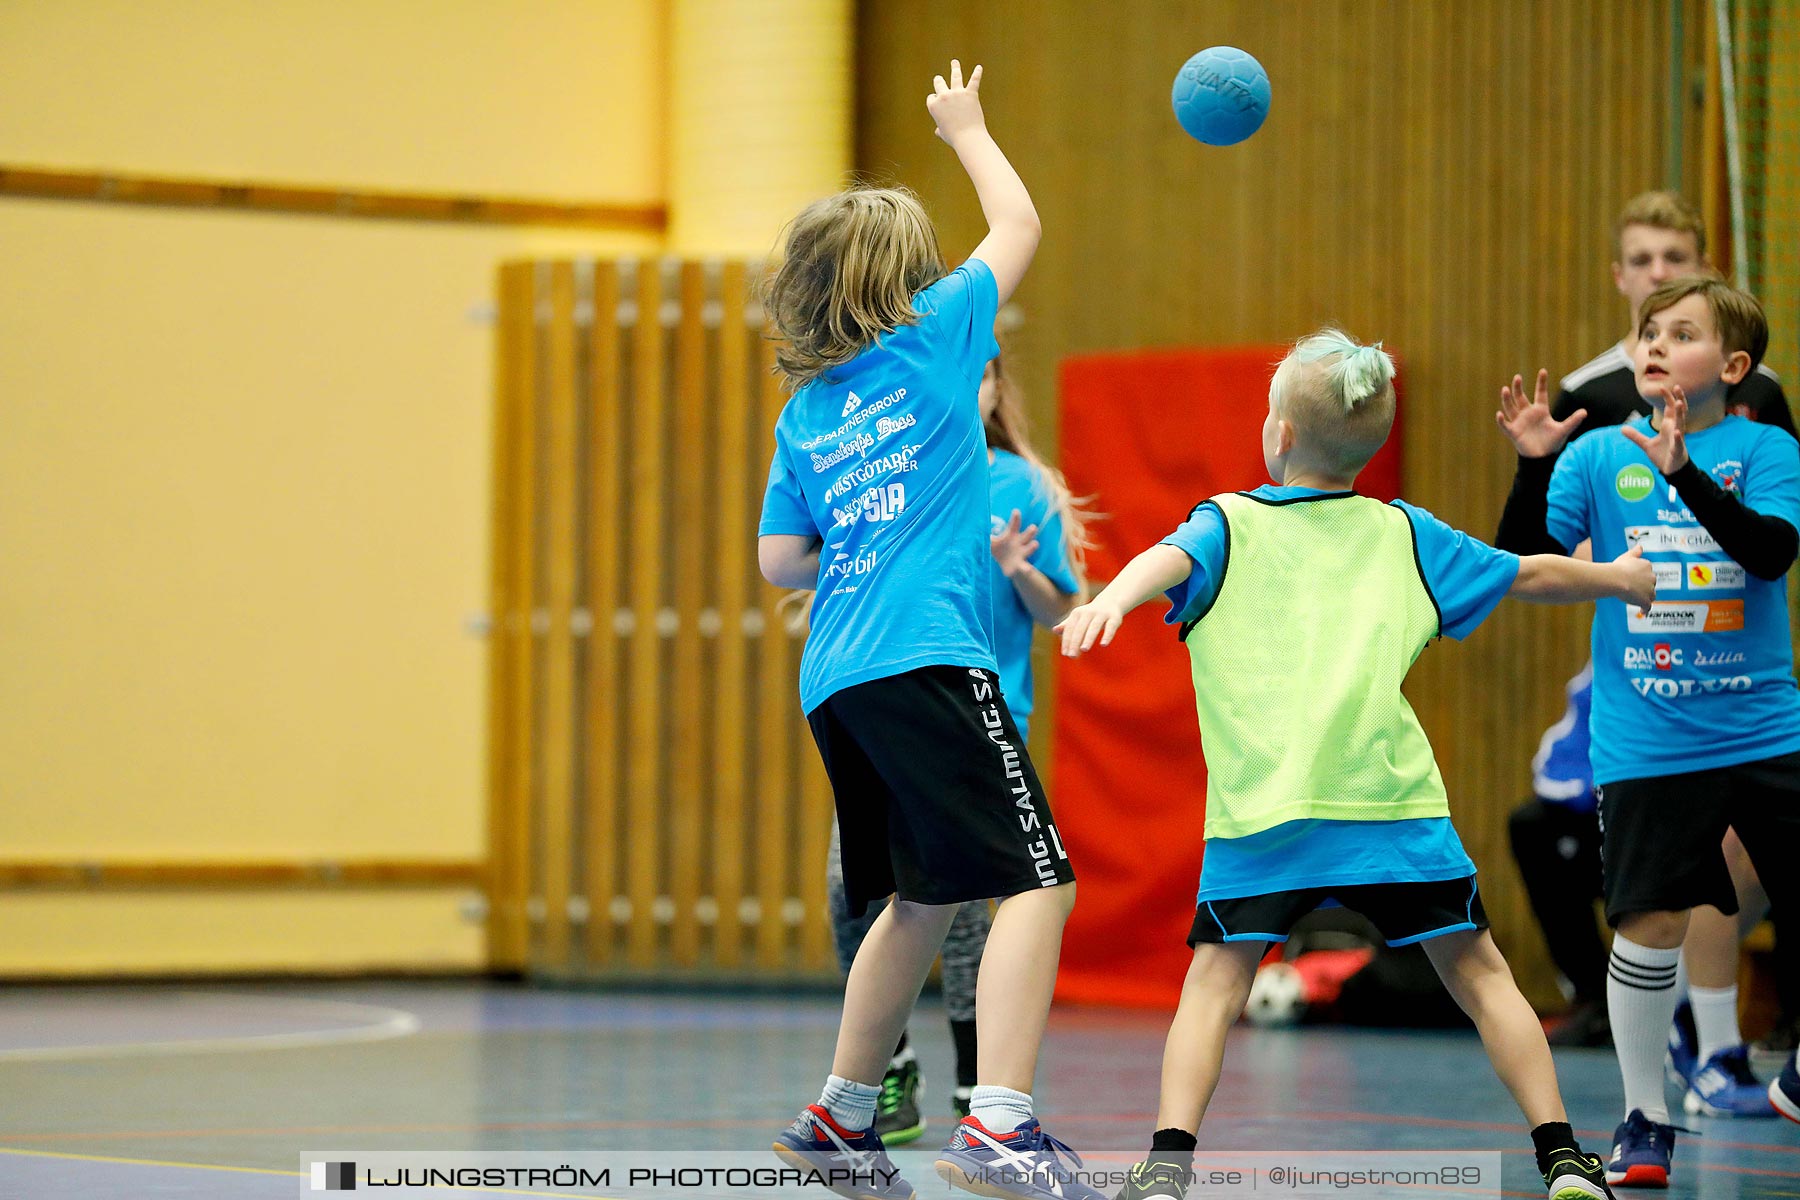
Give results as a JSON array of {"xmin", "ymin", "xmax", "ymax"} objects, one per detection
[
  {"xmin": 807, "ymin": 665, "xmax": 1076, "ymax": 917},
  {"xmin": 1598, "ymin": 751, "xmax": 1800, "ymax": 925},
  {"xmin": 1188, "ymin": 876, "xmax": 1489, "ymax": 947}
]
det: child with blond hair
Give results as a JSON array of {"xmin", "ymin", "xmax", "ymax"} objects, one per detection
[
  {"xmin": 1060, "ymin": 329, "xmax": 1647, "ymax": 1200},
  {"xmin": 759, "ymin": 61, "xmax": 1102, "ymax": 1200}
]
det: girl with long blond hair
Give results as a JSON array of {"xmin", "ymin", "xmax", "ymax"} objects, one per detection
[{"xmin": 760, "ymin": 60, "xmax": 1103, "ymax": 1200}]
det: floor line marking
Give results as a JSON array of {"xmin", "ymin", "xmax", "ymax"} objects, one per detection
[{"xmin": 0, "ymin": 991, "xmax": 420, "ymax": 1061}]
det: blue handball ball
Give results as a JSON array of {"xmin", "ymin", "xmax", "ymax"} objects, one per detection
[{"xmin": 1171, "ymin": 46, "xmax": 1271, "ymax": 146}]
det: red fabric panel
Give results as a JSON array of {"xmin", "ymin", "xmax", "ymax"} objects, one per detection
[{"xmin": 1049, "ymin": 347, "xmax": 1402, "ymax": 1007}]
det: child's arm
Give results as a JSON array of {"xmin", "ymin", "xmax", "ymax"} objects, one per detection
[
  {"xmin": 1621, "ymin": 385, "xmax": 1800, "ymax": 579},
  {"xmin": 1056, "ymin": 544, "xmax": 1192, "ymax": 656},
  {"xmin": 991, "ymin": 511, "xmax": 1078, "ymax": 627},
  {"xmin": 1510, "ymin": 544, "xmax": 1654, "ymax": 613},
  {"xmin": 927, "ymin": 61, "xmax": 1040, "ymax": 307},
  {"xmin": 758, "ymin": 535, "xmax": 821, "ymax": 589},
  {"xmin": 1495, "ymin": 369, "xmax": 1586, "ymax": 555}
]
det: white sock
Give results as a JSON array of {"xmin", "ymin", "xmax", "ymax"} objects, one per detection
[
  {"xmin": 890, "ymin": 1044, "xmax": 916, "ymax": 1071},
  {"xmin": 1608, "ymin": 934, "xmax": 1682, "ymax": 1124},
  {"xmin": 820, "ymin": 1074, "xmax": 879, "ymax": 1132},
  {"xmin": 969, "ymin": 1084, "xmax": 1033, "ymax": 1131},
  {"xmin": 1690, "ymin": 983, "xmax": 1743, "ymax": 1065},
  {"xmin": 1674, "ymin": 952, "xmax": 1689, "ymax": 1002}
]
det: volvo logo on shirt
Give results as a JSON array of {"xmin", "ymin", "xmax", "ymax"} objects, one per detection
[{"xmin": 1629, "ymin": 675, "xmax": 1753, "ymax": 698}]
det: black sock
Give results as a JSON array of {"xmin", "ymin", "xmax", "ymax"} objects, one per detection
[
  {"xmin": 891, "ymin": 1031, "xmax": 909, "ymax": 1062},
  {"xmin": 950, "ymin": 1019, "xmax": 977, "ymax": 1088},
  {"xmin": 1149, "ymin": 1127, "xmax": 1197, "ymax": 1171},
  {"xmin": 1531, "ymin": 1121, "xmax": 1578, "ymax": 1173}
]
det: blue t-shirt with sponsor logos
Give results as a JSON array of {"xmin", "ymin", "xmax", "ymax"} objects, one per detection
[
  {"xmin": 1547, "ymin": 415, "xmax": 1800, "ymax": 783},
  {"xmin": 1158, "ymin": 486, "xmax": 1519, "ymax": 901},
  {"xmin": 987, "ymin": 449, "xmax": 1080, "ymax": 740},
  {"xmin": 759, "ymin": 261, "xmax": 1002, "ymax": 713}
]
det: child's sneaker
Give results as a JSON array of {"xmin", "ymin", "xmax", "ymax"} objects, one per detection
[
  {"xmin": 1605, "ymin": 1109, "xmax": 1676, "ymax": 1189},
  {"xmin": 1664, "ymin": 1001, "xmax": 1698, "ymax": 1089},
  {"xmin": 874, "ymin": 1059, "xmax": 926, "ymax": 1145},
  {"xmin": 773, "ymin": 1104, "xmax": 916, "ymax": 1200},
  {"xmin": 951, "ymin": 1086, "xmax": 973, "ymax": 1120},
  {"xmin": 1540, "ymin": 1145, "xmax": 1615, "ymax": 1199},
  {"xmin": 934, "ymin": 1115, "xmax": 1107, "ymax": 1200},
  {"xmin": 1113, "ymin": 1159, "xmax": 1194, "ymax": 1199},
  {"xmin": 1683, "ymin": 1044, "xmax": 1775, "ymax": 1117},
  {"xmin": 1768, "ymin": 1049, "xmax": 1800, "ymax": 1124}
]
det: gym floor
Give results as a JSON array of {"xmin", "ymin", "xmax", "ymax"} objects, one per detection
[{"xmin": 1, "ymin": 982, "xmax": 1795, "ymax": 1198}]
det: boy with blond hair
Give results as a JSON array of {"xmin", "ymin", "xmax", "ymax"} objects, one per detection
[
  {"xmin": 1495, "ymin": 276, "xmax": 1800, "ymax": 1185},
  {"xmin": 1061, "ymin": 329, "xmax": 1649, "ymax": 1200}
]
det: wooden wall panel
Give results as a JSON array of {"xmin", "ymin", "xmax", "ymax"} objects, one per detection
[{"xmin": 856, "ymin": 0, "xmax": 1697, "ymax": 1003}]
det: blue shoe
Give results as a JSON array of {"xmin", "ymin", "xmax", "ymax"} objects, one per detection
[
  {"xmin": 1684, "ymin": 1044, "xmax": 1775, "ymax": 1117},
  {"xmin": 934, "ymin": 1115, "xmax": 1107, "ymax": 1200},
  {"xmin": 1665, "ymin": 1001, "xmax": 1697, "ymax": 1088},
  {"xmin": 1605, "ymin": 1110, "xmax": 1675, "ymax": 1189},
  {"xmin": 773, "ymin": 1104, "xmax": 916, "ymax": 1200},
  {"xmin": 1769, "ymin": 1050, "xmax": 1800, "ymax": 1124}
]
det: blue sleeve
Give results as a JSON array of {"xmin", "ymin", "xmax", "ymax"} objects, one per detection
[
  {"xmin": 916, "ymin": 260, "xmax": 1000, "ymax": 384},
  {"xmin": 1393, "ymin": 500, "xmax": 1521, "ymax": 640},
  {"xmin": 1744, "ymin": 425, "xmax": 1800, "ymax": 534},
  {"xmin": 1545, "ymin": 437, "xmax": 1593, "ymax": 551},
  {"xmin": 1018, "ymin": 471, "xmax": 1080, "ymax": 595},
  {"xmin": 1159, "ymin": 503, "xmax": 1228, "ymax": 625},
  {"xmin": 757, "ymin": 442, "xmax": 816, "ymax": 537}
]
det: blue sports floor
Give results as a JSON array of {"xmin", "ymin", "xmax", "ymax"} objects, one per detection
[{"xmin": 1, "ymin": 982, "xmax": 1796, "ymax": 1198}]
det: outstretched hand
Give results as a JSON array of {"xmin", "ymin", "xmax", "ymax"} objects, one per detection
[
  {"xmin": 989, "ymin": 510, "xmax": 1040, "ymax": 576},
  {"xmin": 1056, "ymin": 598, "xmax": 1126, "ymax": 657},
  {"xmin": 1496, "ymin": 368, "xmax": 1586, "ymax": 458},
  {"xmin": 926, "ymin": 59, "xmax": 986, "ymax": 144},
  {"xmin": 1620, "ymin": 384, "xmax": 1691, "ymax": 475}
]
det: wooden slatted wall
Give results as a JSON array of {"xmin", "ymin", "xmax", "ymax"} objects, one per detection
[
  {"xmin": 855, "ymin": 0, "xmax": 1706, "ymax": 1005},
  {"xmin": 489, "ymin": 259, "xmax": 834, "ymax": 980}
]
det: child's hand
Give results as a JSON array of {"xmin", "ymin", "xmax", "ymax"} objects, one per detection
[
  {"xmin": 1056, "ymin": 598, "xmax": 1126, "ymax": 656},
  {"xmin": 926, "ymin": 60, "xmax": 986, "ymax": 145},
  {"xmin": 989, "ymin": 510, "xmax": 1040, "ymax": 576},
  {"xmin": 1620, "ymin": 384, "xmax": 1690, "ymax": 475},
  {"xmin": 1495, "ymin": 369, "xmax": 1586, "ymax": 458},
  {"xmin": 1611, "ymin": 543, "xmax": 1656, "ymax": 616}
]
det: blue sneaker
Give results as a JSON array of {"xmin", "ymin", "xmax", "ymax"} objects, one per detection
[
  {"xmin": 1605, "ymin": 1109, "xmax": 1675, "ymax": 1189},
  {"xmin": 1769, "ymin": 1050, "xmax": 1800, "ymax": 1124},
  {"xmin": 1684, "ymin": 1044, "xmax": 1775, "ymax": 1117},
  {"xmin": 773, "ymin": 1104, "xmax": 916, "ymax": 1200},
  {"xmin": 1665, "ymin": 1001, "xmax": 1697, "ymax": 1089},
  {"xmin": 934, "ymin": 1115, "xmax": 1107, "ymax": 1200}
]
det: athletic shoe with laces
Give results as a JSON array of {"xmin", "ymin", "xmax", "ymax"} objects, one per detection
[
  {"xmin": 1768, "ymin": 1049, "xmax": 1800, "ymax": 1124},
  {"xmin": 951, "ymin": 1086, "xmax": 973, "ymax": 1120},
  {"xmin": 1683, "ymin": 1044, "xmax": 1775, "ymax": 1117},
  {"xmin": 1112, "ymin": 1159, "xmax": 1194, "ymax": 1200},
  {"xmin": 935, "ymin": 1114, "xmax": 1107, "ymax": 1200},
  {"xmin": 1540, "ymin": 1145, "xmax": 1615, "ymax": 1199},
  {"xmin": 773, "ymin": 1104, "xmax": 916, "ymax": 1200},
  {"xmin": 1664, "ymin": 1001, "xmax": 1698, "ymax": 1089},
  {"xmin": 1605, "ymin": 1109, "xmax": 1676, "ymax": 1189},
  {"xmin": 874, "ymin": 1059, "xmax": 926, "ymax": 1145}
]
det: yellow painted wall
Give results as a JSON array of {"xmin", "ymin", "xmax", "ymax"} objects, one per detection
[{"xmin": 0, "ymin": 1, "xmax": 666, "ymax": 973}]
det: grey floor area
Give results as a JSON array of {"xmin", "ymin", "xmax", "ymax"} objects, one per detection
[{"xmin": 0, "ymin": 981, "xmax": 1796, "ymax": 1198}]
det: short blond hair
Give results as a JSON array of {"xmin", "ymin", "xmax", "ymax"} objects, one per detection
[
  {"xmin": 1268, "ymin": 329, "xmax": 1397, "ymax": 477},
  {"xmin": 1615, "ymin": 191, "xmax": 1706, "ymax": 259},
  {"xmin": 761, "ymin": 187, "xmax": 946, "ymax": 390},
  {"xmin": 1638, "ymin": 276, "xmax": 1769, "ymax": 373}
]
